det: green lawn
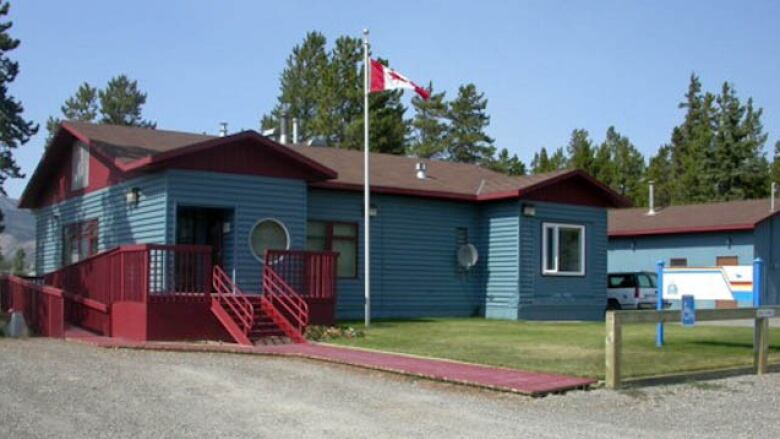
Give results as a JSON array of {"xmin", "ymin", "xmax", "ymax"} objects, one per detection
[{"xmin": 326, "ymin": 318, "xmax": 780, "ymax": 379}]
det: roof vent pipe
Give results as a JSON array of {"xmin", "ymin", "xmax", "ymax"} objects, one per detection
[
  {"xmin": 292, "ymin": 118, "xmax": 299, "ymax": 144},
  {"xmin": 647, "ymin": 181, "xmax": 656, "ymax": 215},
  {"xmin": 279, "ymin": 109, "xmax": 289, "ymax": 144},
  {"xmin": 219, "ymin": 122, "xmax": 228, "ymax": 137},
  {"xmin": 772, "ymin": 182, "xmax": 777, "ymax": 212},
  {"xmin": 416, "ymin": 162, "xmax": 427, "ymax": 179}
]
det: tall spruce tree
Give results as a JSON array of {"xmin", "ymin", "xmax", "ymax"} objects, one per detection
[
  {"xmin": 596, "ymin": 126, "xmax": 645, "ymax": 204},
  {"xmin": 487, "ymin": 148, "xmax": 526, "ymax": 176},
  {"xmin": 47, "ymin": 76, "xmax": 155, "ymax": 141},
  {"xmin": 310, "ymin": 36, "xmax": 362, "ymax": 145},
  {"xmin": 99, "ymin": 75, "xmax": 155, "ymax": 127},
  {"xmin": 531, "ymin": 146, "xmax": 567, "ymax": 173},
  {"xmin": 46, "ymin": 82, "xmax": 99, "ymax": 140},
  {"xmin": 668, "ymin": 74, "xmax": 716, "ymax": 203},
  {"xmin": 408, "ymin": 83, "xmax": 448, "ymax": 159},
  {"xmin": 711, "ymin": 83, "xmax": 769, "ymax": 200},
  {"xmin": 0, "ymin": 1, "xmax": 38, "ymax": 233},
  {"xmin": 264, "ymin": 32, "xmax": 328, "ymax": 140},
  {"xmin": 445, "ymin": 83, "xmax": 495, "ymax": 164},
  {"xmin": 566, "ymin": 129, "xmax": 595, "ymax": 174}
]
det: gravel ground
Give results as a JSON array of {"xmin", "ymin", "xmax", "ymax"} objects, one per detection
[{"xmin": 1, "ymin": 338, "xmax": 778, "ymax": 438}]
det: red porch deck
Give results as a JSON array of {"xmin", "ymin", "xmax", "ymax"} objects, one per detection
[{"xmin": 2, "ymin": 245, "xmax": 338, "ymax": 345}]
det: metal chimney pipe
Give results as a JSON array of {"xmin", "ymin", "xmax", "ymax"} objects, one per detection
[
  {"xmin": 772, "ymin": 182, "xmax": 777, "ymax": 212},
  {"xmin": 292, "ymin": 118, "xmax": 299, "ymax": 144},
  {"xmin": 648, "ymin": 181, "xmax": 656, "ymax": 215},
  {"xmin": 219, "ymin": 122, "xmax": 228, "ymax": 137},
  {"xmin": 279, "ymin": 113, "xmax": 288, "ymax": 144}
]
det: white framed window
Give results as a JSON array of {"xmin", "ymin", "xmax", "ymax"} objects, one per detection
[
  {"xmin": 71, "ymin": 142, "xmax": 89, "ymax": 191},
  {"xmin": 542, "ymin": 222, "xmax": 585, "ymax": 276},
  {"xmin": 249, "ymin": 218, "xmax": 290, "ymax": 262}
]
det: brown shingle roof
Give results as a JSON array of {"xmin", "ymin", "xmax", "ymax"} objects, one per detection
[
  {"xmin": 294, "ymin": 145, "xmax": 571, "ymax": 197},
  {"xmin": 34, "ymin": 121, "xmax": 627, "ymax": 206},
  {"xmin": 64, "ymin": 120, "xmax": 214, "ymax": 164},
  {"xmin": 608, "ymin": 198, "xmax": 778, "ymax": 237}
]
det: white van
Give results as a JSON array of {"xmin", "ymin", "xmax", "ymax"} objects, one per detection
[{"xmin": 607, "ymin": 272, "xmax": 659, "ymax": 310}]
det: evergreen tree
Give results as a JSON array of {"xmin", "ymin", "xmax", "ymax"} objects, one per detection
[
  {"xmin": 668, "ymin": 74, "xmax": 716, "ymax": 203},
  {"xmin": 0, "ymin": 1, "xmax": 38, "ymax": 233},
  {"xmin": 549, "ymin": 147, "xmax": 568, "ymax": 171},
  {"xmin": 531, "ymin": 146, "xmax": 568, "ymax": 174},
  {"xmin": 310, "ymin": 36, "xmax": 362, "ymax": 145},
  {"xmin": 597, "ymin": 126, "xmax": 645, "ymax": 203},
  {"xmin": 711, "ymin": 84, "xmax": 769, "ymax": 200},
  {"xmin": 263, "ymin": 34, "xmax": 408, "ymax": 153},
  {"xmin": 531, "ymin": 147, "xmax": 552, "ymax": 174},
  {"xmin": 11, "ymin": 247, "xmax": 25, "ymax": 275},
  {"xmin": 46, "ymin": 82, "xmax": 99, "ymax": 140},
  {"xmin": 566, "ymin": 129, "xmax": 595, "ymax": 174},
  {"xmin": 263, "ymin": 32, "xmax": 329, "ymax": 140},
  {"xmin": 445, "ymin": 83, "xmax": 495, "ymax": 164},
  {"xmin": 408, "ymin": 83, "xmax": 448, "ymax": 159},
  {"xmin": 343, "ymin": 88, "xmax": 408, "ymax": 154},
  {"xmin": 486, "ymin": 148, "xmax": 526, "ymax": 176},
  {"xmin": 99, "ymin": 75, "xmax": 155, "ymax": 127}
]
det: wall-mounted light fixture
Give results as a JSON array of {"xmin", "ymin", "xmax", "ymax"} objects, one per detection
[
  {"xmin": 126, "ymin": 187, "xmax": 141, "ymax": 207},
  {"xmin": 521, "ymin": 203, "xmax": 536, "ymax": 217}
]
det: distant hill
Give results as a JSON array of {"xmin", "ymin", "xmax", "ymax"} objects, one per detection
[{"xmin": 0, "ymin": 196, "xmax": 35, "ymax": 267}]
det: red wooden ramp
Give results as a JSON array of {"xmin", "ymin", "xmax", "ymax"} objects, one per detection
[
  {"xmin": 210, "ymin": 266, "xmax": 308, "ymax": 345},
  {"xmin": 260, "ymin": 344, "xmax": 596, "ymax": 396}
]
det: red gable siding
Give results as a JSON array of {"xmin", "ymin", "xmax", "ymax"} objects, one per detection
[
  {"xmin": 142, "ymin": 139, "xmax": 322, "ymax": 181},
  {"xmin": 521, "ymin": 176, "xmax": 620, "ymax": 208},
  {"xmin": 38, "ymin": 143, "xmax": 125, "ymax": 207}
]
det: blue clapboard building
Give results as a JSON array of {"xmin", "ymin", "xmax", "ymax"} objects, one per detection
[
  {"xmin": 608, "ymin": 199, "xmax": 780, "ymax": 305},
  {"xmin": 20, "ymin": 121, "xmax": 630, "ymax": 323}
]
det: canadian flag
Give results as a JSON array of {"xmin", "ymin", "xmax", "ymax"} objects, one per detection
[{"xmin": 370, "ymin": 59, "xmax": 430, "ymax": 101}]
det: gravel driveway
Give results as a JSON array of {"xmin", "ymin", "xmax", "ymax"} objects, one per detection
[{"xmin": 1, "ymin": 338, "xmax": 778, "ymax": 438}]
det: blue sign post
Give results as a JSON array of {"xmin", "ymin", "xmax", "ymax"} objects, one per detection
[
  {"xmin": 681, "ymin": 295, "xmax": 696, "ymax": 327},
  {"xmin": 753, "ymin": 257, "xmax": 764, "ymax": 308},
  {"xmin": 656, "ymin": 260, "xmax": 665, "ymax": 348}
]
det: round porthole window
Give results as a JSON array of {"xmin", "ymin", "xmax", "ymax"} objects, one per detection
[{"xmin": 249, "ymin": 219, "xmax": 290, "ymax": 261}]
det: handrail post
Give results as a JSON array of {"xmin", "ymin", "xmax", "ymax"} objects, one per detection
[
  {"xmin": 605, "ymin": 310, "xmax": 622, "ymax": 389},
  {"xmin": 656, "ymin": 260, "xmax": 665, "ymax": 348}
]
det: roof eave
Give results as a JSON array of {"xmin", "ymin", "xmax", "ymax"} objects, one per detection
[{"xmin": 608, "ymin": 223, "xmax": 757, "ymax": 238}]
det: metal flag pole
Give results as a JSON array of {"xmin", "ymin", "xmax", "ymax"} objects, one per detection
[{"xmin": 363, "ymin": 28, "xmax": 371, "ymax": 327}]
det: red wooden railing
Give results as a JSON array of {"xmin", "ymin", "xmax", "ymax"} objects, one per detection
[
  {"xmin": 264, "ymin": 250, "xmax": 338, "ymax": 299},
  {"xmin": 262, "ymin": 266, "xmax": 309, "ymax": 337},
  {"xmin": 0, "ymin": 274, "xmax": 65, "ymax": 337},
  {"xmin": 212, "ymin": 265, "xmax": 254, "ymax": 334},
  {"xmin": 43, "ymin": 244, "xmax": 213, "ymax": 305}
]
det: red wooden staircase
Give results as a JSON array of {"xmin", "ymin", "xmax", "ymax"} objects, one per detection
[{"xmin": 210, "ymin": 266, "xmax": 308, "ymax": 346}]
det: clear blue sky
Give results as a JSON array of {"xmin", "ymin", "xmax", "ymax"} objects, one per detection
[{"xmin": 5, "ymin": 0, "xmax": 780, "ymax": 199}]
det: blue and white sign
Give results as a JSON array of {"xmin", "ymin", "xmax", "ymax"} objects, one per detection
[{"xmin": 681, "ymin": 294, "xmax": 696, "ymax": 327}]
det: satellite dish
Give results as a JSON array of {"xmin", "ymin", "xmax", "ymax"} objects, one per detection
[{"xmin": 457, "ymin": 244, "xmax": 479, "ymax": 270}]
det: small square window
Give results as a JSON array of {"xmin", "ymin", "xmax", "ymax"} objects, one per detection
[{"xmin": 542, "ymin": 222, "xmax": 585, "ymax": 276}]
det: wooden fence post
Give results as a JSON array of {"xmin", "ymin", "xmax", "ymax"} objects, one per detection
[
  {"xmin": 605, "ymin": 310, "xmax": 622, "ymax": 389},
  {"xmin": 754, "ymin": 316, "xmax": 769, "ymax": 375}
]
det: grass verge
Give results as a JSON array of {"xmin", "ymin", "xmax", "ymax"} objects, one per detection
[{"xmin": 326, "ymin": 318, "xmax": 780, "ymax": 379}]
